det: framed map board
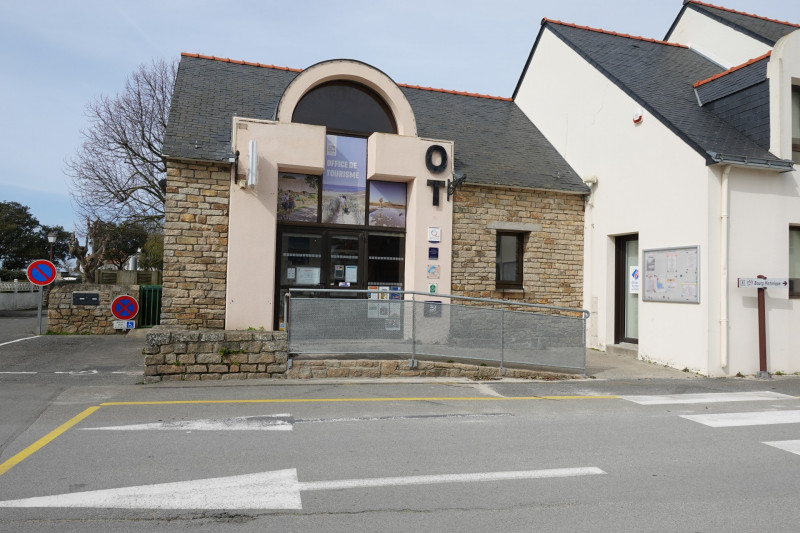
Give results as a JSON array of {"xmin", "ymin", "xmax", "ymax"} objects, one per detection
[{"xmin": 642, "ymin": 246, "xmax": 700, "ymax": 303}]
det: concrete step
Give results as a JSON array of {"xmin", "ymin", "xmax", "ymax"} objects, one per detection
[{"xmin": 606, "ymin": 343, "xmax": 638, "ymax": 358}]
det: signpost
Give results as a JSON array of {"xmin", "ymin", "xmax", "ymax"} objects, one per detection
[
  {"xmin": 737, "ymin": 275, "xmax": 787, "ymax": 378},
  {"xmin": 111, "ymin": 295, "xmax": 139, "ymax": 330},
  {"xmin": 737, "ymin": 278, "xmax": 788, "ymax": 289},
  {"xmin": 26, "ymin": 259, "xmax": 57, "ymax": 335}
]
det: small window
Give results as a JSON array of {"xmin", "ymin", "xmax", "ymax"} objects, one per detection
[
  {"xmin": 496, "ymin": 232, "xmax": 524, "ymax": 289},
  {"xmin": 791, "ymin": 226, "xmax": 800, "ymax": 298}
]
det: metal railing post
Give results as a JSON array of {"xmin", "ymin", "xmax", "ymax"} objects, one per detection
[
  {"xmin": 582, "ymin": 313, "xmax": 587, "ymax": 378},
  {"xmin": 285, "ymin": 292, "xmax": 291, "ymax": 354},
  {"xmin": 410, "ymin": 292, "xmax": 417, "ymax": 368},
  {"xmin": 500, "ymin": 300, "xmax": 505, "ymax": 375}
]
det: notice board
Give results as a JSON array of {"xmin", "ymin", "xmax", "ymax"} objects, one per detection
[{"xmin": 642, "ymin": 246, "xmax": 700, "ymax": 303}]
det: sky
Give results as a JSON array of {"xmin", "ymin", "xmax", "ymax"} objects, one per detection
[{"xmin": 2, "ymin": 0, "xmax": 799, "ymax": 233}]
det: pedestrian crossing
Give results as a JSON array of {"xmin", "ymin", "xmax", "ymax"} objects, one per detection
[
  {"xmin": 680, "ymin": 410, "xmax": 800, "ymax": 428},
  {"xmin": 623, "ymin": 391, "xmax": 800, "ymax": 458},
  {"xmin": 619, "ymin": 391, "xmax": 794, "ymax": 405}
]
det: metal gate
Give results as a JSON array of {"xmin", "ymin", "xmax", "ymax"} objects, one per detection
[
  {"xmin": 287, "ymin": 289, "xmax": 589, "ymax": 374},
  {"xmin": 138, "ymin": 285, "xmax": 162, "ymax": 328}
]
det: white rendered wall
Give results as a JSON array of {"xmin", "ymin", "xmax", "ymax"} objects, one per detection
[
  {"xmin": 768, "ymin": 30, "xmax": 800, "ymax": 159},
  {"xmin": 515, "ymin": 29, "xmax": 716, "ymax": 374},
  {"xmin": 667, "ymin": 8, "xmax": 772, "ymax": 68},
  {"xmin": 725, "ymin": 166, "xmax": 800, "ymax": 375}
]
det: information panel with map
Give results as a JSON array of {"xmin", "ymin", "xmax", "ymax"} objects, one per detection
[{"xmin": 642, "ymin": 246, "xmax": 700, "ymax": 303}]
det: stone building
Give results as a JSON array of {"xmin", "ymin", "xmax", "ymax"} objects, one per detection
[{"xmin": 160, "ymin": 55, "xmax": 588, "ymax": 332}]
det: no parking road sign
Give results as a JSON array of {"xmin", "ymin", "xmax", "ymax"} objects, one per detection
[
  {"xmin": 26, "ymin": 260, "xmax": 57, "ymax": 286},
  {"xmin": 112, "ymin": 295, "xmax": 139, "ymax": 320}
]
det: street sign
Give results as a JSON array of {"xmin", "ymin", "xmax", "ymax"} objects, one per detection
[
  {"xmin": 113, "ymin": 320, "xmax": 136, "ymax": 330},
  {"xmin": 26, "ymin": 260, "xmax": 57, "ymax": 286},
  {"xmin": 111, "ymin": 295, "xmax": 139, "ymax": 320},
  {"xmin": 737, "ymin": 278, "xmax": 789, "ymax": 289}
]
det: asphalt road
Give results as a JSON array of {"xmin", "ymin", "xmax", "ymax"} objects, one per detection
[{"xmin": 2, "ymin": 311, "xmax": 800, "ymax": 532}]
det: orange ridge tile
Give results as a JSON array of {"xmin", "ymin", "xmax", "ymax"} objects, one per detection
[
  {"xmin": 181, "ymin": 53, "xmax": 512, "ymax": 101},
  {"xmin": 543, "ymin": 18, "xmax": 689, "ymax": 48},
  {"xmin": 396, "ymin": 83, "xmax": 512, "ymax": 101},
  {"xmin": 693, "ymin": 51, "xmax": 771, "ymax": 88},
  {"xmin": 180, "ymin": 52, "xmax": 303, "ymax": 72},
  {"xmin": 686, "ymin": 1, "xmax": 800, "ymax": 29}
]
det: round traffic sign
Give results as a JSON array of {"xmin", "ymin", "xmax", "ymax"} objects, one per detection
[
  {"xmin": 26, "ymin": 260, "xmax": 58, "ymax": 286},
  {"xmin": 111, "ymin": 295, "xmax": 139, "ymax": 320}
]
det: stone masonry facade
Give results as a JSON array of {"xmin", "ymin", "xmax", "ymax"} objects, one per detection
[
  {"xmin": 160, "ymin": 160, "xmax": 231, "ymax": 329},
  {"xmin": 451, "ymin": 184, "xmax": 585, "ymax": 309},
  {"xmin": 48, "ymin": 284, "xmax": 138, "ymax": 334}
]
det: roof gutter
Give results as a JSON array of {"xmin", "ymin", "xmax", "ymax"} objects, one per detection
[{"xmin": 707, "ymin": 151, "xmax": 794, "ymax": 172}]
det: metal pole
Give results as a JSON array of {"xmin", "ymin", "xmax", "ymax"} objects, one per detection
[
  {"xmin": 756, "ymin": 275, "xmax": 769, "ymax": 378},
  {"xmin": 411, "ymin": 293, "xmax": 416, "ymax": 368},
  {"xmin": 37, "ymin": 285, "xmax": 43, "ymax": 335},
  {"xmin": 500, "ymin": 300, "xmax": 505, "ymax": 375}
]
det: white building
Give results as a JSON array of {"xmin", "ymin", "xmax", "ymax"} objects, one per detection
[{"xmin": 515, "ymin": 0, "xmax": 800, "ymax": 376}]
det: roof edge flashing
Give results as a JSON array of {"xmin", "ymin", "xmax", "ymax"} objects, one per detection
[{"xmin": 707, "ymin": 151, "xmax": 795, "ymax": 172}]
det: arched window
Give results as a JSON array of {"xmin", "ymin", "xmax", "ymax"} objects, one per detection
[{"xmin": 292, "ymin": 81, "xmax": 397, "ymax": 135}]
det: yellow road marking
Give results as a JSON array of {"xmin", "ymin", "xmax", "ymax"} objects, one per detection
[
  {"xmin": 0, "ymin": 406, "xmax": 100, "ymax": 477},
  {"xmin": 101, "ymin": 396, "xmax": 620, "ymax": 406},
  {"xmin": 0, "ymin": 395, "xmax": 620, "ymax": 477}
]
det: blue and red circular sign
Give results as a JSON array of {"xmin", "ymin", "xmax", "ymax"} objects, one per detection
[
  {"xmin": 111, "ymin": 295, "xmax": 139, "ymax": 320},
  {"xmin": 26, "ymin": 260, "xmax": 57, "ymax": 286}
]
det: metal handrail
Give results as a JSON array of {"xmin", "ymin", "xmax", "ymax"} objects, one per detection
[{"xmin": 287, "ymin": 288, "xmax": 590, "ymax": 319}]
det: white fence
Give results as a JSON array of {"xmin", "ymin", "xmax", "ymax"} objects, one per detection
[{"xmin": 0, "ymin": 281, "xmax": 39, "ymax": 310}]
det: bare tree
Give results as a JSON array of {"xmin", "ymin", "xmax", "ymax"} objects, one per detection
[{"xmin": 67, "ymin": 59, "xmax": 176, "ymax": 224}]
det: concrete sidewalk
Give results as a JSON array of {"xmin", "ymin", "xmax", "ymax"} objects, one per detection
[{"xmin": 585, "ymin": 349, "xmax": 702, "ymax": 380}]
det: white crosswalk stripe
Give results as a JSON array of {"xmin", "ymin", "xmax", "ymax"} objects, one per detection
[
  {"xmin": 620, "ymin": 391, "xmax": 795, "ymax": 405},
  {"xmin": 681, "ymin": 410, "xmax": 800, "ymax": 427},
  {"xmin": 764, "ymin": 440, "xmax": 800, "ymax": 456},
  {"xmin": 631, "ymin": 393, "xmax": 800, "ymax": 459}
]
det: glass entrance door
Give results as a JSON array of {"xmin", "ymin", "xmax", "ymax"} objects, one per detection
[{"xmin": 615, "ymin": 234, "xmax": 639, "ymax": 344}]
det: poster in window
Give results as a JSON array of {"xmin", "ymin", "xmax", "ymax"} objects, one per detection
[
  {"xmin": 368, "ymin": 181, "xmax": 407, "ymax": 228},
  {"xmin": 278, "ymin": 173, "xmax": 319, "ymax": 222},
  {"xmin": 321, "ymin": 135, "xmax": 366, "ymax": 225}
]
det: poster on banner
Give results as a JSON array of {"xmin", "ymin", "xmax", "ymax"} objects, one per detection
[
  {"xmin": 629, "ymin": 266, "xmax": 640, "ymax": 294},
  {"xmin": 368, "ymin": 181, "xmax": 407, "ymax": 228},
  {"xmin": 322, "ymin": 135, "xmax": 366, "ymax": 225},
  {"xmin": 278, "ymin": 173, "xmax": 319, "ymax": 222}
]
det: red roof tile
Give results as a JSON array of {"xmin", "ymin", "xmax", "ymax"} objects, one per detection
[
  {"xmin": 686, "ymin": 1, "xmax": 800, "ymax": 29},
  {"xmin": 181, "ymin": 53, "xmax": 511, "ymax": 101},
  {"xmin": 543, "ymin": 18, "xmax": 689, "ymax": 48},
  {"xmin": 692, "ymin": 51, "xmax": 771, "ymax": 87}
]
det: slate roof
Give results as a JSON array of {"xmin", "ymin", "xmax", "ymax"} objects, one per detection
[
  {"xmin": 666, "ymin": 1, "xmax": 799, "ymax": 46},
  {"xmin": 527, "ymin": 20, "xmax": 791, "ymax": 168},
  {"xmin": 163, "ymin": 54, "xmax": 588, "ymax": 194}
]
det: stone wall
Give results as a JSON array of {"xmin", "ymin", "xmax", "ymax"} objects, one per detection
[
  {"xmin": 160, "ymin": 160, "xmax": 231, "ymax": 329},
  {"xmin": 143, "ymin": 328, "xmax": 577, "ymax": 382},
  {"xmin": 144, "ymin": 328, "xmax": 288, "ymax": 382},
  {"xmin": 452, "ymin": 184, "xmax": 585, "ymax": 308},
  {"xmin": 286, "ymin": 359, "xmax": 575, "ymax": 380},
  {"xmin": 48, "ymin": 284, "xmax": 138, "ymax": 334}
]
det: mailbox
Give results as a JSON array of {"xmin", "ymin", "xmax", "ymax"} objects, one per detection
[{"xmin": 73, "ymin": 292, "xmax": 100, "ymax": 306}]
